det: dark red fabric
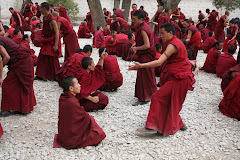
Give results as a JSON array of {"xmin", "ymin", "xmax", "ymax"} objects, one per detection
[
  {"xmin": 12, "ymin": 11, "xmax": 25, "ymax": 34},
  {"xmin": 135, "ymin": 22, "xmax": 157, "ymax": 101},
  {"xmin": 0, "ymin": 37, "xmax": 36, "ymax": 113},
  {"xmin": 78, "ymin": 23, "xmax": 92, "ymax": 38},
  {"xmin": 153, "ymin": 11, "xmax": 162, "ymax": 32},
  {"xmin": 103, "ymin": 28, "xmax": 110, "ymax": 36},
  {"xmin": 32, "ymin": 29, "xmax": 42, "ymax": 47},
  {"xmin": 153, "ymin": 33, "xmax": 160, "ymax": 45},
  {"xmin": 86, "ymin": 12, "xmax": 94, "ymax": 34},
  {"xmin": 59, "ymin": 7, "xmax": 71, "ymax": 23},
  {"xmin": 201, "ymin": 36, "xmax": 216, "ymax": 53},
  {"xmin": 206, "ymin": 12, "xmax": 219, "ymax": 31},
  {"xmin": 157, "ymin": 13, "xmax": 171, "ymax": 30},
  {"xmin": 223, "ymin": 26, "xmax": 238, "ymax": 53},
  {"xmin": 122, "ymin": 39, "xmax": 138, "ymax": 61},
  {"xmin": 155, "ymin": 51, "xmax": 162, "ymax": 76},
  {"xmin": 221, "ymin": 64, "xmax": 240, "ymax": 92},
  {"xmin": 12, "ymin": 35, "xmax": 22, "ymax": 44},
  {"xmin": 145, "ymin": 36, "xmax": 195, "ymax": 136},
  {"xmin": 215, "ymin": 15, "xmax": 227, "ymax": 41},
  {"xmin": 94, "ymin": 30, "xmax": 105, "ymax": 48},
  {"xmin": 99, "ymin": 55, "xmax": 123, "ymax": 90},
  {"xmin": 200, "ymin": 28, "xmax": 210, "ymax": 42},
  {"xmin": 114, "ymin": 9, "xmax": 125, "ymax": 20},
  {"xmin": 22, "ymin": 41, "xmax": 38, "ymax": 66},
  {"xmin": 171, "ymin": 21, "xmax": 181, "ymax": 38},
  {"xmin": 216, "ymin": 53, "xmax": 237, "ymax": 78},
  {"xmin": 219, "ymin": 73, "xmax": 240, "ymax": 120},
  {"xmin": 101, "ymin": 35, "xmax": 115, "ymax": 54},
  {"xmin": 36, "ymin": 4, "xmax": 41, "ymax": 18},
  {"xmin": 187, "ymin": 25, "xmax": 201, "ymax": 60},
  {"xmin": 0, "ymin": 123, "xmax": 3, "ymax": 139},
  {"xmin": 115, "ymin": 17, "xmax": 131, "ymax": 32},
  {"xmin": 196, "ymin": 12, "xmax": 206, "ymax": 28},
  {"xmin": 114, "ymin": 34, "xmax": 128, "ymax": 56},
  {"xmin": 57, "ymin": 91, "xmax": 106, "ymax": 149},
  {"xmin": 201, "ymin": 47, "xmax": 221, "ymax": 73}
]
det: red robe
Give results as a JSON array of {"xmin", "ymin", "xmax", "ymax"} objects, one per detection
[
  {"xmin": 196, "ymin": 12, "xmax": 206, "ymax": 28},
  {"xmin": 77, "ymin": 65, "xmax": 109, "ymax": 112},
  {"xmin": 200, "ymin": 28, "xmax": 210, "ymax": 42},
  {"xmin": 187, "ymin": 25, "xmax": 202, "ymax": 60},
  {"xmin": 155, "ymin": 51, "xmax": 162, "ymax": 76},
  {"xmin": 207, "ymin": 12, "xmax": 219, "ymax": 31},
  {"xmin": 0, "ymin": 37, "xmax": 36, "ymax": 114},
  {"xmin": 94, "ymin": 30, "xmax": 105, "ymax": 48},
  {"xmin": 114, "ymin": 17, "xmax": 131, "ymax": 32},
  {"xmin": 135, "ymin": 22, "xmax": 157, "ymax": 102},
  {"xmin": 201, "ymin": 36, "xmax": 216, "ymax": 53},
  {"xmin": 56, "ymin": 91, "xmax": 106, "ymax": 149},
  {"xmin": 221, "ymin": 64, "xmax": 240, "ymax": 92},
  {"xmin": 78, "ymin": 23, "xmax": 92, "ymax": 38},
  {"xmin": 57, "ymin": 16, "xmax": 80, "ymax": 61},
  {"xmin": 12, "ymin": 35, "xmax": 22, "ymax": 44},
  {"xmin": 215, "ymin": 15, "xmax": 227, "ymax": 41},
  {"xmin": 153, "ymin": 11, "xmax": 162, "ymax": 33},
  {"xmin": 114, "ymin": 33, "xmax": 128, "ymax": 56},
  {"xmin": 104, "ymin": 11, "xmax": 111, "ymax": 25},
  {"xmin": 36, "ymin": 4, "xmax": 41, "ymax": 18},
  {"xmin": 32, "ymin": 29, "xmax": 42, "ymax": 47},
  {"xmin": 171, "ymin": 21, "xmax": 181, "ymax": 38},
  {"xmin": 201, "ymin": 47, "xmax": 221, "ymax": 73},
  {"xmin": 35, "ymin": 13, "xmax": 61, "ymax": 80},
  {"xmin": 219, "ymin": 73, "xmax": 240, "ymax": 120},
  {"xmin": 141, "ymin": 9, "xmax": 149, "ymax": 22},
  {"xmin": 145, "ymin": 36, "xmax": 195, "ymax": 136},
  {"xmin": 0, "ymin": 123, "xmax": 3, "ymax": 139},
  {"xmin": 122, "ymin": 39, "xmax": 138, "ymax": 61},
  {"xmin": 22, "ymin": 41, "xmax": 38, "ymax": 66},
  {"xmin": 101, "ymin": 35, "xmax": 115, "ymax": 54},
  {"xmin": 59, "ymin": 7, "xmax": 71, "ymax": 23},
  {"xmin": 103, "ymin": 28, "xmax": 110, "ymax": 36},
  {"xmin": 153, "ymin": 33, "xmax": 160, "ymax": 45},
  {"xmin": 12, "ymin": 11, "xmax": 25, "ymax": 34},
  {"xmin": 223, "ymin": 26, "xmax": 238, "ymax": 53},
  {"xmin": 86, "ymin": 12, "xmax": 94, "ymax": 34},
  {"xmin": 157, "ymin": 13, "xmax": 171, "ymax": 30},
  {"xmin": 114, "ymin": 9, "xmax": 125, "ymax": 20},
  {"xmin": 99, "ymin": 55, "xmax": 123, "ymax": 90},
  {"xmin": 216, "ymin": 53, "xmax": 237, "ymax": 78}
]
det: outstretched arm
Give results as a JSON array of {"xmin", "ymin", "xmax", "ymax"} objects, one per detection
[{"xmin": 97, "ymin": 48, "xmax": 108, "ymax": 67}]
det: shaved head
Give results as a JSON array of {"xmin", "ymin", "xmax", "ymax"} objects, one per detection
[{"xmin": 52, "ymin": 11, "xmax": 59, "ymax": 17}]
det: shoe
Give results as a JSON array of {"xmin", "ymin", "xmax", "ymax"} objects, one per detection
[
  {"xmin": 0, "ymin": 111, "xmax": 13, "ymax": 117},
  {"xmin": 180, "ymin": 124, "xmax": 188, "ymax": 131},
  {"xmin": 132, "ymin": 101, "xmax": 150, "ymax": 106},
  {"xmin": 34, "ymin": 76, "xmax": 43, "ymax": 80}
]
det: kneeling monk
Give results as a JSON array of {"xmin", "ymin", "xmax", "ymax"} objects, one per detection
[{"xmin": 56, "ymin": 76, "xmax": 106, "ymax": 149}]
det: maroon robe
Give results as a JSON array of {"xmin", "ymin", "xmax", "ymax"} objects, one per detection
[
  {"xmin": 145, "ymin": 36, "xmax": 195, "ymax": 136},
  {"xmin": 155, "ymin": 51, "xmax": 162, "ymax": 76},
  {"xmin": 135, "ymin": 22, "xmax": 157, "ymax": 102},
  {"xmin": 114, "ymin": 17, "xmax": 131, "ymax": 32},
  {"xmin": 36, "ymin": 4, "xmax": 41, "ymax": 18},
  {"xmin": 32, "ymin": 29, "xmax": 42, "ymax": 47},
  {"xmin": 57, "ymin": 16, "xmax": 80, "ymax": 62},
  {"xmin": 35, "ymin": 13, "xmax": 61, "ymax": 80},
  {"xmin": 219, "ymin": 73, "xmax": 240, "ymax": 120},
  {"xmin": 223, "ymin": 26, "xmax": 238, "ymax": 53},
  {"xmin": 201, "ymin": 36, "xmax": 216, "ymax": 53},
  {"xmin": 0, "ymin": 36, "xmax": 36, "ymax": 114},
  {"xmin": 99, "ymin": 55, "xmax": 123, "ymax": 90},
  {"xmin": 171, "ymin": 21, "xmax": 181, "ymax": 38},
  {"xmin": 12, "ymin": 35, "xmax": 22, "ymax": 44},
  {"xmin": 200, "ymin": 28, "xmax": 210, "ymax": 42},
  {"xmin": 216, "ymin": 53, "xmax": 237, "ymax": 78},
  {"xmin": 86, "ymin": 12, "xmax": 94, "ymax": 34},
  {"xmin": 196, "ymin": 12, "xmax": 206, "ymax": 28},
  {"xmin": 101, "ymin": 35, "xmax": 115, "ymax": 54},
  {"xmin": 56, "ymin": 91, "xmax": 106, "ymax": 149},
  {"xmin": 114, "ymin": 33, "xmax": 128, "ymax": 56},
  {"xmin": 12, "ymin": 11, "xmax": 25, "ymax": 34},
  {"xmin": 59, "ymin": 7, "xmax": 71, "ymax": 23},
  {"xmin": 153, "ymin": 11, "xmax": 162, "ymax": 33},
  {"xmin": 122, "ymin": 39, "xmax": 138, "ymax": 61},
  {"xmin": 104, "ymin": 11, "xmax": 111, "ymax": 25},
  {"xmin": 201, "ymin": 47, "xmax": 221, "ymax": 73},
  {"xmin": 221, "ymin": 64, "xmax": 240, "ymax": 92},
  {"xmin": 207, "ymin": 12, "xmax": 219, "ymax": 31},
  {"xmin": 215, "ymin": 15, "xmax": 227, "ymax": 41},
  {"xmin": 94, "ymin": 30, "xmax": 105, "ymax": 49},
  {"xmin": 187, "ymin": 25, "xmax": 202, "ymax": 60},
  {"xmin": 157, "ymin": 13, "xmax": 171, "ymax": 31},
  {"xmin": 78, "ymin": 23, "xmax": 92, "ymax": 38},
  {"xmin": 114, "ymin": 9, "xmax": 125, "ymax": 20},
  {"xmin": 22, "ymin": 41, "xmax": 38, "ymax": 66}
]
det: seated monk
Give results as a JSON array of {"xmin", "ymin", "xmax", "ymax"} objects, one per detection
[
  {"xmin": 199, "ymin": 24, "xmax": 210, "ymax": 42},
  {"xmin": 101, "ymin": 30, "xmax": 117, "ymax": 55},
  {"xmin": 0, "ymin": 21, "xmax": 5, "ymax": 36},
  {"xmin": 180, "ymin": 28, "xmax": 187, "ymax": 40},
  {"xmin": 98, "ymin": 47, "xmax": 123, "ymax": 91},
  {"xmin": 76, "ymin": 53, "xmax": 109, "ymax": 112},
  {"xmin": 122, "ymin": 32, "xmax": 138, "ymax": 61},
  {"xmin": 32, "ymin": 23, "xmax": 42, "ymax": 47},
  {"xmin": 221, "ymin": 64, "xmax": 240, "ymax": 92},
  {"xmin": 12, "ymin": 29, "xmax": 23, "ymax": 44},
  {"xmin": 154, "ymin": 43, "xmax": 162, "ymax": 77},
  {"xmin": 22, "ymin": 34, "xmax": 38, "ymax": 66},
  {"xmin": 3, "ymin": 25, "xmax": 9, "ymax": 34},
  {"xmin": 103, "ymin": 25, "xmax": 111, "ymax": 36},
  {"xmin": 201, "ymin": 40, "xmax": 223, "ymax": 73},
  {"xmin": 93, "ymin": 26, "xmax": 105, "ymax": 49},
  {"xmin": 56, "ymin": 45, "xmax": 92, "ymax": 87},
  {"xmin": 114, "ymin": 30, "xmax": 128, "ymax": 56},
  {"xmin": 201, "ymin": 31, "xmax": 217, "ymax": 53},
  {"xmin": 78, "ymin": 21, "xmax": 92, "ymax": 38},
  {"xmin": 218, "ymin": 73, "xmax": 240, "ymax": 120},
  {"xmin": 0, "ymin": 36, "xmax": 36, "ymax": 117},
  {"xmin": 223, "ymin": 20, "xmax": 238, "ymax": 53},
  {"xmin": 216, "ymin": 46, "xmax": 237, "ymax": 78},
  {"xmin": 56, "ymin": 76, "xmax": 106, "ymax": 149},
  {"xmin": 111, "ymin": 14, "xmax": 130, "ymax": 33}
]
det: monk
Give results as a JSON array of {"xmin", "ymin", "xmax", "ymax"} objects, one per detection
[
  {"xmin": 52, "ymin": 12, "xmax": 80, "ymax": 62},
  {"xmin": 153, "ymin": 31, "xmax": 160, "ymax": 45},
  {"xmin": 35, "ymin": 2, "xmax": 61, "ymax": 81},
  {"xmin": 0, "ymin": 21, "xmax": 5, "ymax": 36},
  {"xmin": 201, "ymin": 40, "xmax": 223, "ymax": 73},
  {"xmin": 171, "ymin": 18, "xmax": 181, "ymax": 38},
  {"xmin": 199, "ymin": 24, "xmax": 210, "ymax": 42},
  {"xmin": 56, "ymin": 76, "xmax": 106, "ymax": 149},
  {"xmin": 129, "ymin": 23, "xmax": 194, "ymax": 136},
  {"xmin": 113, "ymin": 8, "xmax": 125, "ymax": 20},
  {"xmin": 151, "ymin": 8, "xmax": 171, "ymax": 31},
  {"xmin": 56, "ymin": 45, "xmax": 92, "ymax": 87},
  {"xmin": 9, "ymin": 8, "xmax": 25, "ymax": 34},
  {"xmin": 196, "ymin": 10, "xmax": 206, "ymax": 28},
  {"xmin": 32, "ymin": 23, "xmax": 42, "ymax": 47},
  {"xmin": 59, "ymin": 4, "xmax": 71, "ymax": 23},
  {"xmin": 215, "ymin": 11, "xmax": 229, "ymax": 42},
  {"xmin": 103, "ymin": 8, "xmax": 111, "ymax": 25},
  {"xmin": 150, "ymin": 5, "xmax": 164, "ymax": 33},
  {"xmin": 130, "ymin": 3, "xmax": 138, "ymax": 27},
  {"xmin": 216, "ymin": 46, "xmax": 237, "ymax": 78},
  {"xmin": 204, "ymin": 10, "xmax": 219, "ymax": 31},
  {"xmin": 78, "ymin": 21, "xmax": 92, "ymax": 38},
  {"xmin": 22, "ymin": 34, "xmax": 38, "ymax": 66},
  {"xmin": 139, "ymin": 6, "xmax": 149, "ymax": 23},
  {"xmin": 98, "ymin": 47, "xmax": 123, "ymax": 91},
  {"xmin": 93, "ymin": 26, "xmax": 105, "ymax": 49},
  {"xmin": 3, "ymin": 25, "xmax": 9, "ymax": 34},
  {"xmin": 201, "ymin": 31, "xmax": 216, "ymax": 53},
  {"xmin": 12, "ymin": 29, "xmax": 23, "ymax": 44},
  {"xmin": 50, "ymin": 4, "xmax": 58, "ymax": 13},
  {"xmin": 103, "ymin": 25, "xmax": 111, "ymax": 36},
  {"xmin": 114, "ymin": 30, "xmax": 128, "ymax": 56},
  {"xmin": 77, "ymin": 52, "xmax": 109, "ymax": 112},
  {"xmin": 172, "ymin": 7, "xmax": 186, "ymax": 22},
  {"xmin": 122, "ymin": 32, "xmax": 138, "ymax": 61},
  {"xmin": 0, "ymin": 36, "xmax": 36, "ymax": 117},
  {"xmin": 223, "ymin": 20, "xmax": 238, "ymax": 53},
  {"xmin": 218, "ymin": 73, "xmax": 240, "ymax": 120},
  {"xmin": 86, "ymin": 12, "xmax": 94, "ymax": 34},
  {"xmin": 221, "ymin": 64, "xmax": 240, "ymax": 92},
  {"xmin": 35, "ymin": 2, "xmax": 41, "ymax": 18},
  {"xmin": 130, "ymin": 11, "xmax": 157, "ymax": 106},
  {"xmin": 183, "ymin": 19, "xmax": 202, "ymax": 60},
  {"xmin": 154, "ymin": 43, "xmax": 162, "ymax": 77},
  {"xmin": 111, "ymin": 14, "xmax": 131, "ymax": 33},
  {"xmin": 4, "ymin": 28, "xmax": 15, "ymax": 38},
  {"xmin": 101, "ymin": 30, "xmax": 117, "ymax": 55}
]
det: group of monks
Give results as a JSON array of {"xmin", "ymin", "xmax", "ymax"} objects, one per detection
[{"xmin": 0, "ymin": 1, "xmax": 239, "ymax": 149}]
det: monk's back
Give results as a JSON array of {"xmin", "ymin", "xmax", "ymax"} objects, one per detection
[{"xmin": 103, "ymin": 55, "xmax": 120, "ymax": 73}]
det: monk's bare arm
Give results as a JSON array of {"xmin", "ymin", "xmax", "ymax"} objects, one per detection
[
  {"xmin": 51, "ymin": 20, "xmax": 59, "ymax": 51},
  {"xmin": 0, "ymin": 46, "xmax": 10, "ymax": 67},
  {"xmin": 229, "ymin": 29, "xmax": 238, "ymax": 42},
  {"xmin": 0, "ymin": 23, "xmax": 5, "ymax": 36},
  {"xmin": 186, "ymin": 30, "xmax": 192, "ymax": 43},
  {"xmin": 202, "ymin": 14, "xmax": 210, "ymax": 21},
  {"xmin": 97, "ymin": 48, "xmax": 108, "ymax": 67},
  {"xmin": 133, "ymin": 30, "xmax": 150, "ymax": 52},
  {"xmin": 17, "ymin": 13, "xmax": 22, "ymax": 27}
]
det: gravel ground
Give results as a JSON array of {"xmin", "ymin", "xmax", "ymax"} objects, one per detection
[{"xmin": 0, "ymin": 27, "xmax": 239, "ymax": 160}]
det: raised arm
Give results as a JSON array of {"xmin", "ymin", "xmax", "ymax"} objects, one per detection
[
  {"xmin": 186, "ymin": 30, "xmax": 192, "ymax": 43},
  {"xmin": 17, "ymin": 13, "xmax": 22, "ymax": 27},
  {"xmin": 97, "ymin": 48, "xmax": 108, "ymax": 67}
]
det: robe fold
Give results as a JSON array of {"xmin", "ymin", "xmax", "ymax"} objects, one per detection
[
  {"xmin": 219, "ymin": 73, "xmax": 240, "ymax": 120},
  {"xmin": 187, "ymin": 25, "xmax": 201, "ymax": 60},
  {"xmin": 223, "ymin": 26, "xmax": 238, "ymax": 53},
  {"xmin": 12, "ymin": 11, "xmax": 25, "ymax": 34},
  {"xmin": 0, "ymin": 37, "xmax": 36, "ymax": 114},
  {"xmin": 114, "ymin": 9, "xmax": 125, "ymax": 20},
  {"xmin": 114, "ymin": 17, "xmax": 131, "ymax": 32},
  {"xmin": 32, "ymin": 29, "xmax": 42, "ymax": 47},
  {"xmin": 145, "ymin": 36, "xmax": 195, "ymax": 136},
  {"xmin": 101, "ymin": 35, "xmax": 115, "ymax": 54},
  {"xmin": 94, "ymin": 30, "xmax": 105, "ymax": 49},
  {"xmin": 200, "ymin": 28, "xmax": 210, "ymax": 42},
  {"xmin": 56, "ymin": 91, "xmax": 106, "ymax": 149},
  {"xmin": 122, "ymin": 39, "xmax": 138, "ymax": 61},
  {"xmin": 157, "ymin": 13, "xmax": 171, "ymax": 31},
  {"xmin": 214, "ymin": 15, "xmax": 227, "ymax": 41},
  {"xmin": 114, "ymin": 33, "xmax": 128, "ymax": 57},
  {"xmin": 59, "ymin": 7, "xmax": 71, "ymax": 23},
  {"xmin": 201, "ymin": 36, "xmax": 216, "ymax": 53},
  {"xmin": 201, "ymin": 47, "xmax": 221, "ymax": 73},
  {"xmin": 216, "ymin": 53, "xmax": 237, "ymax": 78},
  {"xmin": 206, "ymin": 12, "xmax": 218, "ymax": 31},
  {"xmin": 78, "ymin": 23, "xmax": 92, "ymax": 38},
  {"xmin": 22, "ymin": 41, "xmax": 38, "ymax": 66}
]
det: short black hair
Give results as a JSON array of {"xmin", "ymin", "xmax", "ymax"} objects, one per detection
[
  {"xmin": 36, "ymin": 23, "xmax": 42, "ymax": 28},
  {"xmin": 184, "ymin": 19, "xmax": 190, "ymax": 23},
  {"xmin": 155, "ymin": 30, "xmax": 159, "ymax": 35},
  {"xmin": 111, "ymin": 14, "xmax": 117, "ymax": 18},
  {"xmin": 3, "ymin": 25, "xmax": 9, "ymax": 30},
  {"xmin": 41, "ymin": 2, "xmax": 50, "ymax": 11},
  {"xmin": 32, "ymin": 17, "xmax": 37, "ymax": 21},
  {"xmin": 215, "ymin": 40, "xmax": 223, "ymax": 46},
  {"xmin": 113, "ymin": 8, "xmax": 117, "ymax": 11},
  {"xmin": 22, "ymin": 34, "xmax": 29, "ymax": 40},
  {"xmin": 199, "ymin": 10, "xmax": 202, "ymax": 13},
  {"xmin": 209, "ymin": 31, "xmax": 214, "ymax": 36},
  {"xmin": 83, "ymin": 45, "xmax": 92, "ymax": 53},
  {"xmin": 35, "ymin": 2, "xmax": 38, "ymax": 4},
  {"xmin": 128, "ymin": 32, "xmax": 133, "ymax": 39},
  {"xmin": 132, "ymin": 3, "xmax": 137, "ymax": 6},
  {"xmin": 165, "ymin": 8, "xmax": 171, "ymax": 12},
  {"xmin": 120, "ymin": 29, "xmax": 126, "ymax": 34},
  {"xmin": 172, "ymin": 17, "xmax": 178, "ymax": 21},
  {"xmin": 9, "ymin": 7, "xmax": 14, "ymax": 10},
  {"xmin": 180, "ymin": 28, "xmax": 186, "ymax": 34},
  {"xmin": 160, "ymin": 23, "xmax": 176, "ymax": 35},
  {"xmin": 228, "ymin": 46, "xmax": 236, "ymax": 54},
  {"xmin": 13, "ymin": 29, "xmax": 20, "ymax": 35},
  {"xmin": 140, "ymin": 6, "xmax": 144, "ymax": 9},
  {"xmin": 97, "ymin": 26, "xmax": 102, "ymax": 30},
  {"xmin": 103, "ymin": 8, "xmax": 106, "ymax": 10},
  {"xmin": 62, "ymin": 76, "xmax": 75, "ymax": 92},
  {"xmin": 99, "ymin": 47, "xmax": 109, "ymax": 55},
  {"xmin": 50, "ymin": 4, "xmax": 54, "ymax": 7},
  {"xmin": 181, "ymin": 39, "xmax": 187, "ymax": 46},
  {"xmin": 206, "ymin": 9, "xmax": 210, "ymax": 13},
  {"xmin": 133, "ymin": 10, "xmax": 145, "ymax": 19},
  {"xmin": 82, "ymin": 57, "xmax": 93, "ymax": 69},
  {"xmin": 155, "ymin": 43, "xmax": 162, "ymax": 51},
  {"xmin": 212, "ymin": 10, "xmax": 216, "ymax": 12},
  {"xmin": 229, "ymin": 19, "xmax": 236, "ymax": 24},
  {"xmin": 111, "ymin": 30, "xmax": 117, "ymax": 34},
  {"xmin": 76, "ymin": 49, "xmax": 83, "ymax": 53}
]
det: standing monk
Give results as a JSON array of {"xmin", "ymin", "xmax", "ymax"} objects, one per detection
[
  {"xmin": 9, "ymin": 8, "xmax": 25, "ymax": 34},
  {"xmin": 215, "ymin": 11, "xmax": 229, "ymax": 42},
  {"xmin": 150, "ymin": 5, "xmax": 163, "ymax": 33},
  {"xmin": 52, "ymin": 12, "xmax": 80, "ymax": 62},
  {"xmin": 59, "ymin": 4, "xmax": 71, "ymax": 23},
  {"xmin": 129, "ymin": 23, "xmax": 194, "ymax": 136},
  {"xmin": 130, "ymin": 4, "xmax": 138, "ymax": 27},
  {"xmin": 131, "ymin": 11, "xmax": 157, "ymax": 106},
  {"xmin": 35, "ymin": 2, "xmax": 61, "ymax": 81},
  {"xmin": 35, "ymin": 2, "xmax": 41, "ymax": 18},
  {"xmin": 223, "ymin": 20, "xmax": 238, "ymax": 53},
  {"xmin": 0, "ymin": 36, "xmax": 36, "ymax": 117}
]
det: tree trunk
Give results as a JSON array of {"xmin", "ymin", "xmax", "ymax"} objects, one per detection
[
  {"xmin": 114, "ymin": 0, "xmax": 121, "ymax": 9},
  {"xmin": 157, "ymin": 0, "xmax": 181, "ymax": 10},
  {"xmin": 87, "ymin": 0, "xmax": 106, "ymax": 32},
  {"xmin": 122, "ymin": 0, "xmax": 131, "ymax": 22}
]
